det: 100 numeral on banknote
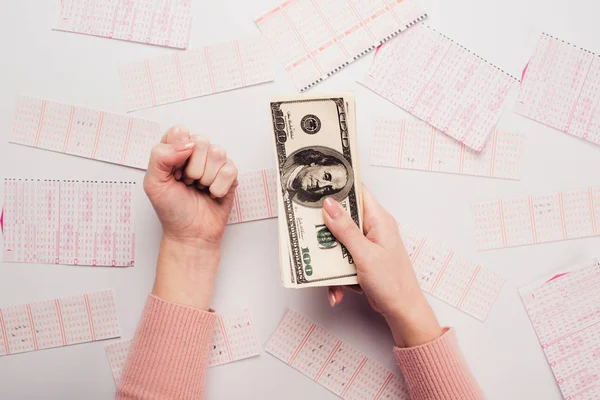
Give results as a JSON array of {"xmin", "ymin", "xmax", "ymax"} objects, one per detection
[{"xmin": 270, "ymin": 94, "xmax": 362, "ymax": 286}]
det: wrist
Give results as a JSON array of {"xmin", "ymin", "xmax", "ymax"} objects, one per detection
[
  {"xmin": 152, "ymin": 235, "xmax": 221, "ymax": 310},
  {"xmin": 383, "ymin": 292, "xmax": 443, "ymax": 348}
]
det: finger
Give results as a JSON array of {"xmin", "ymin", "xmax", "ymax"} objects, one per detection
[
  {"xmin": 199, "ymin": 144, "xmax": 227, "ymax": 187},
  {"xmin": 174, "ymin": 169, "xmax": 183, "ymax": 181},
  {"xmin": 182, "ymin": 135, "xmax": 211, "ymax": 185},
  {"xmin": 161, "ymin": 125, "xmax": 191, "ymax": 144},
  {"xmin": 209, "ymin": 159, "xmax": 238, "ymax": 198},
  {"xmin": 361, "ymin": 185, "xmax": 399, "ymax": 247},
  {"xmin": 145, "ymin": 141, "xmax": 195, "ymax": 185},
  {"xmin": 218, "ymin": 179, "xmax": 238, "ymax": 211},
  {"xmin": 328, "ymin": 286, "xmax": 345, "ymax": 307},
  {"xmin": 345, "ymin": 284, "xmax": 364, "ymax": 295},
  {"xmin": 323, "ymin": 197, "xmax": 372, "ymax": 261}
]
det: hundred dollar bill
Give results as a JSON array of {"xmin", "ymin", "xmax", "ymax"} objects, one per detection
[{"xmin": 270, "ymin": 93, "xmax": 362, "ymax": 288}]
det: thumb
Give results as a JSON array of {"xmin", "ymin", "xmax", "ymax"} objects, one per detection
[
  {"xmin": 146, "ymin": 141, "xmax": 195, "ymax": 184},
  {"xmin": 322, "ymin": 197, "xmax": 370, "ymax": 260}
]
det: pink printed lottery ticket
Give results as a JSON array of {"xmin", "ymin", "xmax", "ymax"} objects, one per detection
[
  {"xmin": 472, "ymin": 187, "xmax": 600, "ymax": 250},
  {"xmin": 360, "ymin": 24, "xmax": 518, "ymax": 152},
  {"xmin": 11, "ymin": 95, "xmax": 161, "ymax": 169},
  {"xmin": 516, "ymin": 33, "xmax": 600, "ymax": 147},
  {"xmin": 119, "ymin": 37, "xmax": 274, "ymax": 111},
  {"xmin": 266, "ymin": 309, "xmax": 410, "ymax": 400},
  {"xmin": 2, "ymin": 179, "xmax": 135, "ymax": 267},
  {"xmin": 255, "ymin": 0, "xmax": 427, "ymax": 91},
  {"xmin": 400, "ymin": 226, "xmax": 504, "ymax": 321},
  {"xmin": 227, "ymin": 169, "xmax": 278, "ymax": 225},
  {"xmin": 371, "ymin": 119, "xmax": 524, "ymax": 180},
  {"xmin": 0, "ymin": 290, "xmax": 120, "ymax": 356},
  {"xmin": 53, "ymin": 0, "xmax": 194, "ymax": 49},
  {"xmin": 520, "ymin": 260, "xmax": 600, "ymax": 399}
]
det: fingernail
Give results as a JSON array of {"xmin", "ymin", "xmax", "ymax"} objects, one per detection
[
  {"xmin": 323, "ymin": 197, "xmax": 343, "ymax": 219},
  {"xmin": 174, "ymin": 141, "xmax": 195, "ymax": 152},
  {"xmin": 328, "ymin": 291, "xmax": 336, "ymax": 307}
]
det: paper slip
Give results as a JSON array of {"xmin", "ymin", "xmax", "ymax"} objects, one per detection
[
  {"xmin": 120, "ymin": 37, "xmax": 274, "ymax": 111},
  {"xmin": 516, "ymin": 33, "xmax": 600, "ymax": 147},
  {"xmin": 255, "ymin": 0, "xmax": 427, "ymax": 91},
  {"xmin": 400, "ymin": 226, "xmax": 505, "ymax": 321},
  {"xmin": 228, "ymin": 169, "xmax": 278, "ymax": 225},
  {"xmin": 371, "ymin": 119, "xmax": 524, "ymax": 180},
  {"xmin": 520, "ymin": 260, "xmax": 600, "ymax": 399},
  {"xmin": 105, "ymin": 309, "xmax": 260, "ymax": 385},
  {"xmin": 2, "ymin": 179, "xmax": 135, "ymax": 267},
  {"xmin": 11, "ymin": 95, "xmax": 161, "ymax": 169},
  {"xmin": 53, "ymin": 0, "xmax": 193, "ymax": 49},
  {"xmin": 472, "ymin": 187, "xmax": 600, "ymax": 250},
  {"xmin": 360, "ymin": 24, "xmax": 518, "ymax": 152},
  {"xmin": 0, "ymin": 290, "xmax": 120, "ymax": 356},
  {"xmin": 266, "ymin": 309, "xmax": 410, "ymax": 399}
]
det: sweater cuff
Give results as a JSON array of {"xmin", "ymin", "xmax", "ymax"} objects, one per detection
[
  {"xmin": 117, "ymin": 295, "xmax": 216, "ymax": 399},
  {"xmin": 393, "ymin": 328, "xmax": 484, "ymax": 400}
]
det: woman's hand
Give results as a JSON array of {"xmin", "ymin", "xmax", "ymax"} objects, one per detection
[
  {"xmin": 144, "ymin": 126, "xmax": 238, "ymax": 310},
  {"xmin": 323, "ymin": 187, "xmax": 443, "ymax": 347}
]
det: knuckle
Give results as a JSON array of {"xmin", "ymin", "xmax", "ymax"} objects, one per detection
[
  {"xmin": 171, "ymin": 125, "xmax": 189, "ymax": 135},
  {"xmin": 192, "ymin": 135, "xmax": 210, "ymax": 147},
  {"xmin": 339, "ymin": 220, "xmax": 356, "ymax": 237},
  {"xmin": 220, "ymin": 166, "xmax": 237, "ymax": 180},
  {"xmin": 209, "ymin": 144, "xmax": 226, "ymax": 159}
]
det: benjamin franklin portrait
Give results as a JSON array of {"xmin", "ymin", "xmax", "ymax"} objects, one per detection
[{"xmin": 281, "ymin": 146, "xmax": 354, "ymax": 207}]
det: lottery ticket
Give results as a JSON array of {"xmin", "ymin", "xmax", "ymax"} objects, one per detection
[
  {"xmin": 120, "ymin": 37, "xmax": 274, "ymax": 111},
  {"xmin": 520, "ymin": 260, "xmax": 600, "ymax": 399},
  {"xmin": 2, "ymin": 179, "xmax": 135, "ymax": 267},
  {"xmin": 228, "ymin": 169, "xmax": 278, "ymax": 225},
  {"xmin": 400, "ymin": 226, "xmax": 505, "ymax": 321},
  {"xmin": 516, "ymin": 33, "xmax": 600, "ymax": 147},
  {"xmin": 255, "ymin": 0, "xmax": 427, "ymax": 91},
  {"xmin": 105, "ymin": 309, "xmax": 260, "ymax": 385},
  {"xmin": 371, "ymin": 119, "xmax": 524, "ymax": 179},
  {"xmin": 472, "ymin": 187, "xmax": 600, "ymax": 250},
  {"xmin": 11, "ymin": 95, "xmax": 161, "ymax": 169},
  {"xmin": 0, "ymin": 290, "xmax": 120, "ymax": 356},
  {"xmin": 266, "ymin": 309, "xmax": 410, "ymax": 400},
  {"xmin": 53, "ymin": 0, "xmax": 193, "ymax": 49},
  {"xmin": 360, "ymin": 24, "xmax": 518, "ymax": 152}
]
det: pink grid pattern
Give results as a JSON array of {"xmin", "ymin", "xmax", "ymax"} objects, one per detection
[
  {"xmin": 472, "ymin": 187, "xmax": 600, "ymax": 250},
  {"xmin": 53, "ymin": 0, "xmax": 193, "ymax": 49},
  {"xmin": 0, "ymin": 290, "xmax": 120, "ymax": 357},
  {"xmin": 255, "ymin": 0, "xmax": 427, "ymax": 91},
  {"xmin": 105, "ymin": 309, "xmax": 260, "ymax": 384},
  {"xmin": 228, "ymin": 169, "xmax": 278, "ymax": 225},
  {"xmin": 516, "ymin": 33, "xmax": 600, "ymax": 147},
  {"xmin": 119, "ymin": 37, "xmax": 274, "ymax": 111},
  {"xmin": 265, "ymin": 310, "xmax": 410, "ymax": 400},
  {"xmin": 520, "ymin": 260, "xmax": 600, "ymax": 399},
  {"xmin": 104, "ymin": 339, "xmax": 132, "ymax": 386},
  {"xmin": 2, "ymin": 179, "xmax": 136, "ymax": 267},
  {"xmin": 360, "ymin": 24, "xmax": 518, "ymax": 152},
  {"xmin": 399, "ymin": 227, "xmax": 505, "ymax": 321},
  {"xmin": 11, "ymin": 96, "xmax": 161, "ymax": 169},
  {"xmin": 371, "ymin": 119, "xmax": 524, "ymax": 179}
]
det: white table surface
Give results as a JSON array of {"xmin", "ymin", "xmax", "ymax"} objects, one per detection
[{"xmin": 1, "ymin": 0, "xmax": 599, "ymax": 398}]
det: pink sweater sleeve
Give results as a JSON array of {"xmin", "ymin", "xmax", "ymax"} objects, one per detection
[
  {"xmin": 394, "ymin": 328, "xmax": 485, "ymax": 400},
  {"xmin": 116, "ymin": 295, "xmax": 215, "ymax": 400}
]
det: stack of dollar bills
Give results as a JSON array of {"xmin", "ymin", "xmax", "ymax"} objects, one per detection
[{"xmin": 269, "ymin": 93, "xmax": 363, "ymax": 288}]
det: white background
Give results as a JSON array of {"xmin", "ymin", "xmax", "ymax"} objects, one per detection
[{"xmin": 1, "ymin": 0, "xmax": 599, "ymax": 398}]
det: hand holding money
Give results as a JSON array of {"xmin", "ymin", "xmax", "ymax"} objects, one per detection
[{"xmin": 269, "ymin": 93, "xmax": 362, "ymax": 288}]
